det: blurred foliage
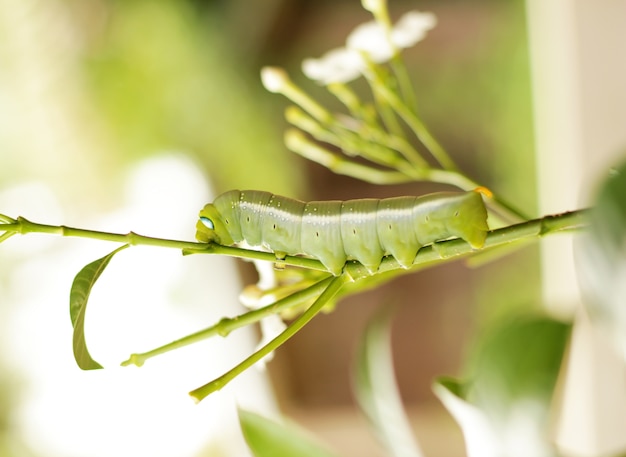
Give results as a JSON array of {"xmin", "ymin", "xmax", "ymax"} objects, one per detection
[
  {"xmin": 239, "ymin": 409, "xmax": 340, "ymax": 457},
  {"xmin": 464, "ymin": 316, "xmax": 570, "ymax": 417},
  {"xmin": 353, "ymin": 305, "xmax": 423, "ymax": 457},
  {"xmin": 577, "ymin": 159, "xmax": 626, "ymax": 358},
  {"xmin": 411, "ymin": 1, "xmax": 535, "ymax": 211},
  {"xmin": 83, "ymin": 0, "xmax": 303, "ymax": 196},
  {"xmin": 434, "ymin": 316, "xmax": 570, "ymax": 457}
]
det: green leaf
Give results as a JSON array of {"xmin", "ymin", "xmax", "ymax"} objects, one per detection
[
  {"xmin": 577, "ymin": 159, "xmax": 626, "ymax": 356},
  {"xmin": 69, "ymin": 244, "xmax": 129, "ymax": 370},
  {"xmin": 433, "ymin": 316, "xmax": 570, "ymax": 457},
  {"xmin": 466, "ymin": 317, "xmax": 570, "ymax": 413},
  {"xmin": 238, "ymin": 409, "xmax": 340, "ymax": 457},
  {"xmin": 353, "ymin": 305, "xmax": 423, "ymax": 457}
]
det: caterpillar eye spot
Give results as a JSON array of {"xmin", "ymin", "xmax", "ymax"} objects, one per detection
[
  {"xmin": 199, "ymin": 216, "xmax": 214, "ymax": 230},
  {"xmin": 454, "ymin": 211, "xmax": 459, "ymax": 217},
  {"xmin": 273, "ymin": 224, "xmax": 276, "ymax": 230},
  {"xmin": 388, "ymin": 224, "xmax": 392, "ymax": 230},
  {"xmin": 246, "ymin": 216, "xmax": 251, "ymax": 223},
  {"xmin": 352, "ymin": 229, "xmax": 357, "ymax": 235},
  {"xmin": 315, "ymin": 231, "xmax": 319, "ymax": 237},
  {"xmin": 425, "ymin": 216, "xmax": 430, "ymax": 222}
]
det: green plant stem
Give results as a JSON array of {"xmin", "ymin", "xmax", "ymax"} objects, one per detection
[
  {"xmin": 361, "ymin": 125, "xmax": 427, "ymax": 169},
  {"xmin": 286, "ymin": 105, "xmax": 428, "ymax": 171},
  {"xmin": 367, "ymin": 67, "xmax": 457, "ymax": 171},
  {"xmin": 280, "ymin": 80, "xmax": 333, "ymax": 124},
  {"xmin": 390, "ymin": 54, "xmax": 417, "ymax": 113},
  {"xmin": 371, "ymin": 84, "xmax": 405, "ymax": 138},
  {"xmin": 327, "ymin": 82, "xmax": 376, "ymax": 124},
  {"xmin": 1, "ymin": 208, "xmax": 585, "ymax": 283},
  {"xmin": 189, "ymin": 274, "xmax": 349, "ymax": 402},
  {"xmin": 0, "ymin": 215, "xmax": 330, "ymax": 272},
  {"xmin": 5, "ymin": 217, "xmax": 202, "ymax": 250},
  {"xmin": 285, "ymin": 130, "xmax": 413, "ymax": 184},
  {"xmin": 285, "ymin": 106, "xmax": 403, "ymax": 168},
  {"xmin": 0, "ymin": 231, "xmax": 16, "ymax": 243},
  {"xmin": 360, "ymin": 56, "xmax": 406, "ymax": 138},
  {"xmin": 186, "ymin": 244, "xmax": 329, "ymax": 272},
  {"xmin": 121, "ymin": 276, "xmax": 334, "ymax": 367},
  {"xmin": 324, "ymin": 84, "xmax": 426, "ymax": 168},
  {"xmin": 0, "ymin": 214, "xmax": 16, "ymax": 224}
]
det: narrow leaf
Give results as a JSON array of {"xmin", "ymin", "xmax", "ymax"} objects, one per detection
[
  {"xmin": 353, "ymin": 305, "xmax": 424, "ymax": 457},
  {"xmin": 69, "ymin": 244, "xmax": 129, "ymax": 370},
  {"xmin": 433, "ymin": 377, "xmax": 502, "ymax": 457},
  {"xmin": 238, "ymin": 409, "xmax": 340, "ymax": 457}
]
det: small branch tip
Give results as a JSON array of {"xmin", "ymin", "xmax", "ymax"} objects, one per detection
[{"xmin": 260, "ymin": 67, "xmax": 290, "ymax": 93}]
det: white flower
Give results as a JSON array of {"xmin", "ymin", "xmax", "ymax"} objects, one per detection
[
  {"xmin": 347, "ymin": 11, "xmax": 437, "ymax": 62},
  {"xmin": 391, "ymin": 11, "xmax": 437, "ymax": 48},
  {"xmin": 302, "ymin": 10, "xmax": 437, "ymax": 84},
  {"xmin": 346, "ymin": 20, "xmax": 394, "ymax": 63},
  {"xmin": 302, "ymin": 47, "xmax": 366, "ymax": 85}
]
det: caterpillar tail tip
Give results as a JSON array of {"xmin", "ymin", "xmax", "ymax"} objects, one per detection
[{"xmin": 473, "ymin": 186, "xmax": 493, "ymax": 199}]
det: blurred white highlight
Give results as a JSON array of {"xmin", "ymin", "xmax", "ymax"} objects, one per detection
[
  {"xmin": 239, "ymin": 256, "xmax": 287, "ymax": 368},
  {"xmin": 434, "ymin": 383, "xmax": 552, "ymax": 457},
  {"xmin": 1, "ymin": 155, "xmax": 276, "ymax": 457}
]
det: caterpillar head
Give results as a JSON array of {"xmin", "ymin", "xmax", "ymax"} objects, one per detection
[{"xmin": 196, "ymin": 204, "xmax": 234, "ymax": 245}]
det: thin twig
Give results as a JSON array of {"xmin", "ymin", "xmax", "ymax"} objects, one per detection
[{"xmin": 121, "ymin": 276, "xmax": 334, "ymax": 367}]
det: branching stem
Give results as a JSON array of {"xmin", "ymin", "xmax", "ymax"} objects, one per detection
[
  {"xmin": 188, "ymin": 274, "xmax": 348, "ymax": 401},
  {"xmin": 121, "ymin": 276, "xmax": 334, "ymax": 367}
]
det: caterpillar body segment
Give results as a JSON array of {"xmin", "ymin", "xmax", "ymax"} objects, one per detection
[
  {"xmin": 196, "ymin": 190, "xmax": 489, "ymax": 275},
  {"xmin": 340, "ymin": 198, "xmax": 385, "ymax": 273},
  {"xmin": 301, "ymin": 200, "xmax": 346, "ymax": 275}
]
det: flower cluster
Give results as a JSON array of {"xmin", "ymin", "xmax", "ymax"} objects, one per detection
[
  {"xmin": 260, "ymin": 0, "xmax": 460, "ymax": 189},
  {"xmin": 302, "ymin": 10, "xmax": 436, "ymax": 85}
]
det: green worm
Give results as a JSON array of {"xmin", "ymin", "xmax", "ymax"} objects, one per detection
[{"xmin": 196, "ymin": 189, "xmax": 489, "ymax": 275}]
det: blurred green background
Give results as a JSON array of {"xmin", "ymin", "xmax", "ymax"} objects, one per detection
[{"xmin": 0, "ymin": 1, "xmax": 538, "ymax": 456}]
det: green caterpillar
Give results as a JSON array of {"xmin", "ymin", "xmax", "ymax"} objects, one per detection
[{"xmin": 196, "ymin": 190, "xmax": 489, "ymax": 275}]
